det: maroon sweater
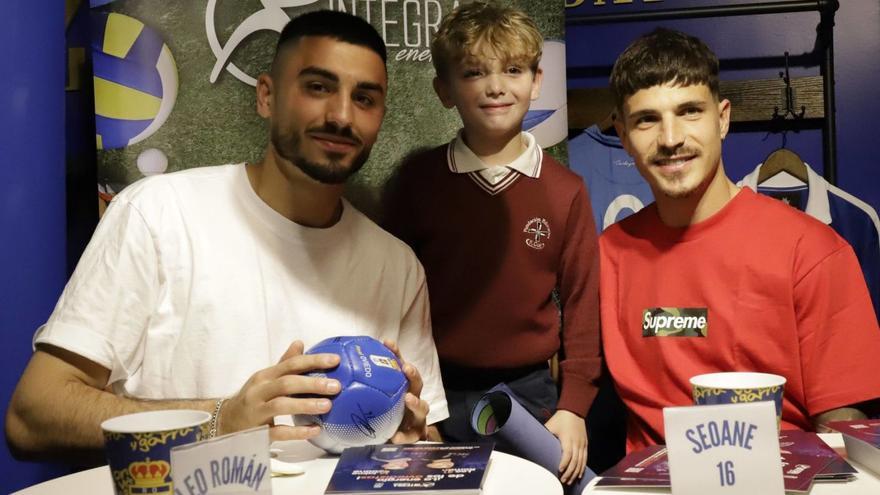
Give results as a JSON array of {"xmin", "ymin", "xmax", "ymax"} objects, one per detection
[{"xmin": 384, "ymin": 144, "xmax": 601, "ymax": 415}]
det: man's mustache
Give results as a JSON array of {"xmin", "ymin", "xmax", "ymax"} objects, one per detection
[
  {"xmin": 649, "ymin": 147, "xmax": 700, "ymax": 163},
  {"xmin": 306, "ymin": 123, "xmax": 362, "ymax": 146}
]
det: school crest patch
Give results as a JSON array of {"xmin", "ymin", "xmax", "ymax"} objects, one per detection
[{"xmin": 523, "ymin": 217, "xmax": 551, "ymax": 250}]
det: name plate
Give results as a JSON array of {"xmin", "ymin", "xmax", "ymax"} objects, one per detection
[
  {"xmin": 663, "ymin": 401, "xmax": 783, "ymax": 494},
  {"xmin": 171, "ymin": 425, "xmax": 272, "ymax": 495}
]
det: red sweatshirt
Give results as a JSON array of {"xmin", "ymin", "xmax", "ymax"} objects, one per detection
[{"xmin": 384, "ymin": 143, "xmax": 601, "ymax": 416}]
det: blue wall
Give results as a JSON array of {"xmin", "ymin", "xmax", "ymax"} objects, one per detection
[
  {"xmin": 0, "ymin": 1, "xmax": 70, "ymax": 491},
  {"xmin": 1, "ymin": 0, "xmax": 877, "ymax": 490},
  {"xmin": 833, "ymin": 0, "xmax": 880, "ymax": 215},
  {"xmin": 566, "ymin": 0, "xmax": 880, "ymax": 214}
]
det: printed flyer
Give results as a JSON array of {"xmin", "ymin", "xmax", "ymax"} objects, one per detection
[{"xmin": 325, "ymin": 443, "xmax": 493, "ymax": 494}]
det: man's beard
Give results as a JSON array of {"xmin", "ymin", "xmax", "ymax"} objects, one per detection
[
  {"xmin": 271, "ymin": 123, "xmax": 370, "ymax": 185},
  {"xmin": 658, "ymin": 172, "xmax": 697, "ymax": 199}
]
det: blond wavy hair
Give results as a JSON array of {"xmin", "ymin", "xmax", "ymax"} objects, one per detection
[{"xmin": 430, "ymin": 1, "xmax": 543, "ymax": 80}]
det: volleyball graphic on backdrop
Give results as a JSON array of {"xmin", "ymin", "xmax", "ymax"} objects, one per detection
[
  {"xmin": 294, "ymin": 336, "xmax": 408, "ymax": 454},
  {"xmin": 525, "ymin": 39, "xmax": 567, "ymax": 148},
  {"xmin": 91, "ymin": 12, "xmax": 178, "ymax": 150}
]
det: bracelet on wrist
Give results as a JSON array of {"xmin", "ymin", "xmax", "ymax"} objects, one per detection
[{"xmin": 209, "ymin": 398, "xmax": 226, "ymax": 439}]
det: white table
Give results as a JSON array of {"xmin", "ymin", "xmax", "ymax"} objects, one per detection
[
  {"xmin": 15, "ymin": 440, "xmax": 563, "ymax": 495},
  {"xmin": 583, "ymin": 433, "xmax": 880, "ymax": 494}
]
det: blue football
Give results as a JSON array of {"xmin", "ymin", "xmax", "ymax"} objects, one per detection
[{"xmin": 294, "ymin": 336, "xmax": 408, "ymax": 453}]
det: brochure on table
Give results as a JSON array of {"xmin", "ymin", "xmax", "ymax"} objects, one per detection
[
  {"xmin": 325, "ymin": 442, "xmax": 493, "ymax": 494},
  {"xmin": 827, "ymin": 419, "xmax": 880, "ymax": 475},
  {"xmin": 597, "ymin": 429, "xmax": 856, "ymax": 492},
  {"xmin": 778, "ymin": 429, "xmax": 857, "ymax": 490}
]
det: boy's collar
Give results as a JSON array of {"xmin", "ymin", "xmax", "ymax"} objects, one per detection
[{"xmin": 446, "ymin": 130, "xmax": 543, "ymax": 178}]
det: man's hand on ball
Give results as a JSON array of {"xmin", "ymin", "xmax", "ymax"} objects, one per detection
[
  {"xmin": 384, "ymin": 340, "xmax": 430, "ymax": 444},
  {"xmin": 219, "ymin": 340, "xmax": 341, "ymax": 442}
]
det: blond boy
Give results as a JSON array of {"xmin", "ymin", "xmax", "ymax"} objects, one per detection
[{"xmin": 385, "ymin": 1, "xmax": 600, "ymax": 485}]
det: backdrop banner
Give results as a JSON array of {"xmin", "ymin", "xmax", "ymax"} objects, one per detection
[{"xmin": 89, "ymin": 0, "xmax": 568, "ymax": 219}]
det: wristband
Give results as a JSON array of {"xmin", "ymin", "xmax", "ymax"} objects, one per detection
[{"xmin": 209, "ymin": 398, "xmax": 226, "ymax": 439}]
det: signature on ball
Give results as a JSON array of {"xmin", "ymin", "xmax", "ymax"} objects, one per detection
[{"xmin": 351, "ymin": 403, "xmax": 377, "ymax": 438}]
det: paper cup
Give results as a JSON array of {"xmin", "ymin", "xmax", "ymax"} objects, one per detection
[
  {"xmin": 101, "ymin": 409, "xmax": 211, "ymax": 495},
  {"xmin": 691, "ymin": 372, "xmax": 786, "ymax": 426}
]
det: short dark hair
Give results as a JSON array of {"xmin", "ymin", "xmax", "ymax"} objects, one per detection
[
  {"xmin": 272, "ymin": 10, "xmax": 387, "ymax": 74},
  {"xmin": 610, "ymin": 28, "xmax": 720, "ymax": 111}
]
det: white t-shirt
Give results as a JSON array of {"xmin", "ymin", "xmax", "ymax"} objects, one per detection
[{"xmin": 35, "ymin": 164, "xmax": 448, "ymax": 424}]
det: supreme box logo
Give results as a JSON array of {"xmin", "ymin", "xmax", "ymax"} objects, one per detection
[{"xmin": 643, "ymin": 308, "xmax": 708, "ymax": 337}]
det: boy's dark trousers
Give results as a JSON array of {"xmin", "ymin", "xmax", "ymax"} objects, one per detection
[{"xmin": 437, "ymin": 362, "xmax": 558, "ymax": 448}]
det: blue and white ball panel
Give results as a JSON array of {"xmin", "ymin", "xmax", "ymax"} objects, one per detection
[
  {"xmin": 297, "ymin": 388, "xmax": 406, "ymax": 453},
  {"xmin": 340, "ymin": 339, "xmax": 408, "ymax": 396},
  {"xmin": 527, "ymin": 39, "xmax": 567, "ymax": 148},
  {"xmin": 304, "ymin": 338, "xmax": 356, "ymax": 386},
  {"xmin": 295, "ymin": 336, "xmax": 408, "ymax": 454},
  {"xmin": 90, "ymin": 12, "xmax": 178, "ymax": 149}
]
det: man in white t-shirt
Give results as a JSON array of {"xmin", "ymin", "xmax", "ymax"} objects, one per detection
[{"xmin": 6, "ymin": 10, "xmax": 448, "ymax": 462}]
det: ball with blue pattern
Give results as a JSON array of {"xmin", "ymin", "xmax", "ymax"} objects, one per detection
[{"xmin": 295, "ymin": 336, "xmax": 408, "ymax": 454}]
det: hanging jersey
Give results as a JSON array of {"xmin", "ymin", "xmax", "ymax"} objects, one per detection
[
  {"xmin": 569, "ymin": 125, "xmax": 654, "ymax": 233},
  {"xmin": 739, "ymin": 163, "xmax": 880, "ymax": 320}
]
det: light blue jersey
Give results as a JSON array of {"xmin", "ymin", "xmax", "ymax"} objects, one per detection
[{"xmin": 568, "ymin": 125, "xmax": 654, "ymax": 233}]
